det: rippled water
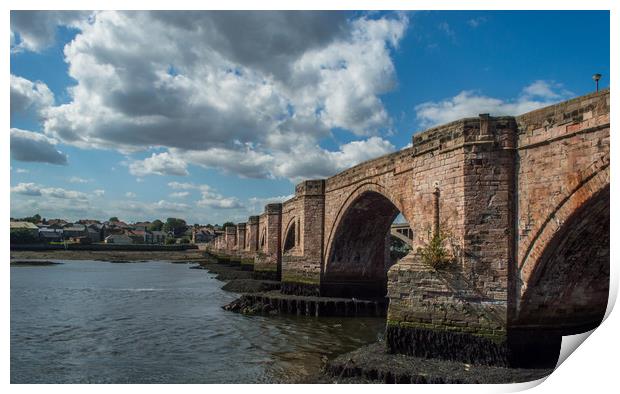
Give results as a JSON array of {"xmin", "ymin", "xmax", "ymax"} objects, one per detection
[{"xmin": 11, "ymin": 261, "xmax": 385, "ymax": 383}]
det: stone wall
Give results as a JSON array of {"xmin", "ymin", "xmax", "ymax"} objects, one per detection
[
  {"xmin": 384, "ymin": 115, "xmax": 515, "ymax": 364},
  {"xmin": 254, "ymin": 203, "xmax": 282, "ymax": 279},
  {"xmin": 513, "ymin": 88, "xmax": 610, "ymax": 329},
  {"xmin": 281, "ymin": 180, "xmax": 325, "ymax": 296},
  {"xmin": 245, "ymin": 215, "xmax": 259, "ymax": 253},
  {"xmin": 224, "ymin": 225, "xmax": 236, "ymax": 252}
]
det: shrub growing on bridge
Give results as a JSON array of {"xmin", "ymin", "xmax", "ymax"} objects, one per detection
[{"xmin": 418, "ymin": 231, "xmax": 452, "ymax": 270}]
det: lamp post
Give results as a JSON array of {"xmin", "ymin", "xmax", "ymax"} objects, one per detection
[{"xmin": 593, "ymin": 73, "xmax": 602, "ymax": 92}]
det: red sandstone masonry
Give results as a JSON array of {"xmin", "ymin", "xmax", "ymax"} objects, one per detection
[
  {"xmin": 245, "ymin": 216, "xmax": 259, "ymax": 253},
  {"xmin": 513, "ymin": 89, "xmax": 610, "ymax": 325},
  {"xmin": 254, "ymin": 203, "xmax": 282, "ymax": 278},
  {"xmin": 281, "ymin": 180, "xmax": 326, "ymax": 294},
  {"xmin": 224, "ymin": 225, "xmax": 236, "ymax": 252},
  {"xmin": 208, "ymin": 89, "xmax": 610, "ymax": 355}
]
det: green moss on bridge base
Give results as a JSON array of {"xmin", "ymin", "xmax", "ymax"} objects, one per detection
[
  {"xmin": 240, "ymin": 258, "xmax": 254, "ymax": 266},
  {"xmin": 254, "ymin": 265, "xmax": 277, "ymax": 272},
  {"xmin": 386, "ymin": 320, "xmax": 506, "ymax": 343},
  {"xmin": 386, "ymin": 321, "xmax": 509, "ymax": 366},
  {"xmin": 281, "ymin": 273, "xmax": 320, "ymax": 286}
]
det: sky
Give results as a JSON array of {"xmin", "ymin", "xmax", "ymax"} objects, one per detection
[{"xmin": 9, "ymin": 10, "xmax": 610, "ymax": 225}]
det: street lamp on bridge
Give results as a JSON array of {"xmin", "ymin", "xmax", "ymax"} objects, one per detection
[{"xmin": 593, "ymin": 73, "xmax": 602, "ymax": 92}]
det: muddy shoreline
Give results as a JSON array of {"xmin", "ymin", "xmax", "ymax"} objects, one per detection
[
  {"xmin": 10, "ymin": 249, "xmax": 209, "ymax": 262},
  {"xmin": 305, "ymin": 342, "xmax": 552, "ymax": 384}
]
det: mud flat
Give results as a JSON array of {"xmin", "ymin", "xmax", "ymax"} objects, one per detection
[
  {"xmin": 10, "ymin": 249, "xmax": 208, "ymax": 262},
  {"xmin": 311, "ymin": 341, "xmax": 553, "ymax": 384},
  {"xmin": 10, "ymin": 260, "xmax": 63, "ymax": 266},
  {"xmin": 194, "ymin": 259, "xmax": 282, "ymax": 294}
]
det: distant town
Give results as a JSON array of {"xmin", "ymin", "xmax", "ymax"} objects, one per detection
[{"xmin": 10, "ymin": 214, "xmax": 230, "ymax": 246}]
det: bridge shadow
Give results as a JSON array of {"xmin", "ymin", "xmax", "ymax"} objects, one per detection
[
  {"xmin": 322, "ymin": 191, "xmax": 411, "ymax": 300},
  {"xmin": 516, "ymin": 184, "xmax": 609, "ymax": 337}
]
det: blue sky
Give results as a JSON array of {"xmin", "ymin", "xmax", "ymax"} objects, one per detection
[{"xmin": 10, "ymin": 10, "xmax": 610, "ymax": 224}]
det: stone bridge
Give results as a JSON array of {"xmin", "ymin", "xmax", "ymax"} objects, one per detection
[{"xmin": 208, "ymin": 89, "xmax": 610, "ymax": 366}]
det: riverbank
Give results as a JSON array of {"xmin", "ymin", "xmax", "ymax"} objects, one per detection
[
  {"xmin": 310, "ymin": 341, "xmax": 552, "ymax": 383},
  {"xmin": 10, "ymin": 249, "xmax": 208, "ymax": 262}
]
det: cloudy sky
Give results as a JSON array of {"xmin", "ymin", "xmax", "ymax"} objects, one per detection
[{"xmin": 10, "ymin": 10, "xmax": 610, "ymax": 224}]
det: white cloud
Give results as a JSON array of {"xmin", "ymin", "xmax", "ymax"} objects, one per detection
[
  {"xmin": 93, "ymin": 189, "xmax": 105, "ymax": 197},
  {"xmin": 196, "ymin": 191, "xmax": 243, "ymax": 209},
  {"xmin": 10, "ymin": 10, "xmax": 92, "ymax": 52},
  {"xmin": 172, "ymin": 135, "xmax": 395, "ymax": 183},
  {"xmin": 173, "ymin": 146, "xmax": 275, "ymax": 179},
  {"xmin": 68, "ymin": 176, "xmax": 91, "ymax": 183},
  {"xmin": 522, "ymin": 80, "xmax": 569, "ymax": 100},
  {"xmin": 125, "ymin": 192, "xmax": 136, "ymax": 198},
  {"xmin": 11, "ymin": 75, "xmax": 54, "ymax": 115},
  {"xmin": 10, "ymin": 128, "xmax": 68, "ymax": 165},
  {"xmin": 10, "ymin": 183, "xmax": 42, "ymax": 196},
  {"xmin": 44, "ymin": 187, "xmax": 88, "ymax": 200},
  {"xmin": 247, "ymin": 194, "xmax": 294, "ymax": 213},
  {"xmin": 166, "ymin": 181, "xmax": 241, "ymax": 210},
  {"xmin": 15, "ymin": 168, "xmax": 29, "ymax": 174},
  {"xmin": 272, "ymin": 136, "xmax": 395, "ymax": 182},
  {"xmin": 128, "ymin": 151, "xmax": 188, "ymax": 177},
  {"xmin": 24, "ymin": 11, "xmax": 407, "ymax": 181},
  {"xmin": 438, "ymin": 21, "xmax": 455, "ymax": 38},
  {"xmin": 467, "ymin": 17, "xmax": 487, "ymax": 28},
  {"xmin": 10, "ymin": 182, "xmax": 87, "ymax": 200},
  {"xmin": 154, "ymin": 200, "xmax": 190, "ymax": 212},
  {"xmin": 167, "ymin": 181, "xmax": 210, "ymax": 191},
  {"xmin": 414, "ymin": 81, "xmax": 572, "ymax": 127}
]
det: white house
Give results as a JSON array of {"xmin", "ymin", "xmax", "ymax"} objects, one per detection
[{"xmin": 104, "ymin": 234, "xmax": 133, "ymax": 244}]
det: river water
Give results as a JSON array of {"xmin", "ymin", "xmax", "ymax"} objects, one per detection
[{"xmin": 10, "ymin": 260, "xmax": 385, "ymax": 383}]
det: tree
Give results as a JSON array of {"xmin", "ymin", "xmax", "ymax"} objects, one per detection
[
  {"xmin": 109, "ymin": 217, "xmax": 119, "ymax": 222},
  {"xmin": 163, "ymin": 217, "xmax": 187, "ymax": 236},
  {"xmin": 11, "ymin": 229, "xmax": 39, "ymax": 244},
  {"xmin": 222, "ymin": 221, "xmax": 235, "ymax": 229},
  {"xmin": 18, "ymin": 214, "xmax": 41, "ymax": 223},
  {"xmin": 148, "ymin": 219, "xmax": 164, "ymax": 231}
]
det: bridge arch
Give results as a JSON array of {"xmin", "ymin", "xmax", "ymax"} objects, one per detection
[
  {"xmin": 259, "ymin": 228, "xmax": 266, "ymax": 250},
  {"xmin": 517, "ymin": 168, "xmax": 609, "ymax": 335},
  {"xmin": 283, "ymin": 217, "xmax": 296, "ymax": 254},
  {"xmin": 323, "ymin": 182, "xmax": 409, "ymax": 298}
]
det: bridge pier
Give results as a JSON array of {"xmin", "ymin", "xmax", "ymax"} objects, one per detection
[
  {"xmin": 254, "ymin": 203, "xmax": 282, "ymax": 280},
  {"xmin": 280, "ymin": 180, "xmax": 325, "ymax": 296},
  {"xmin": 240, "ymin": 216, "xmax": 259, "ymax": 269},
  {"xmin": 386, "ymin": 254, "xmax": 510, "ymax": 365}
]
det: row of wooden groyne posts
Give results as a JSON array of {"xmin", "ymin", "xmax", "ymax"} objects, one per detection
[{"xmin": 204, "ymin": 215, "xmax": 390, "ymax": 318}]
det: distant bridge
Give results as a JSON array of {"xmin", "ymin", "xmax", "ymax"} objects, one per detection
[{"xmin": 390, "ymin": 223, "xmax": 413, "ymax": 247}]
